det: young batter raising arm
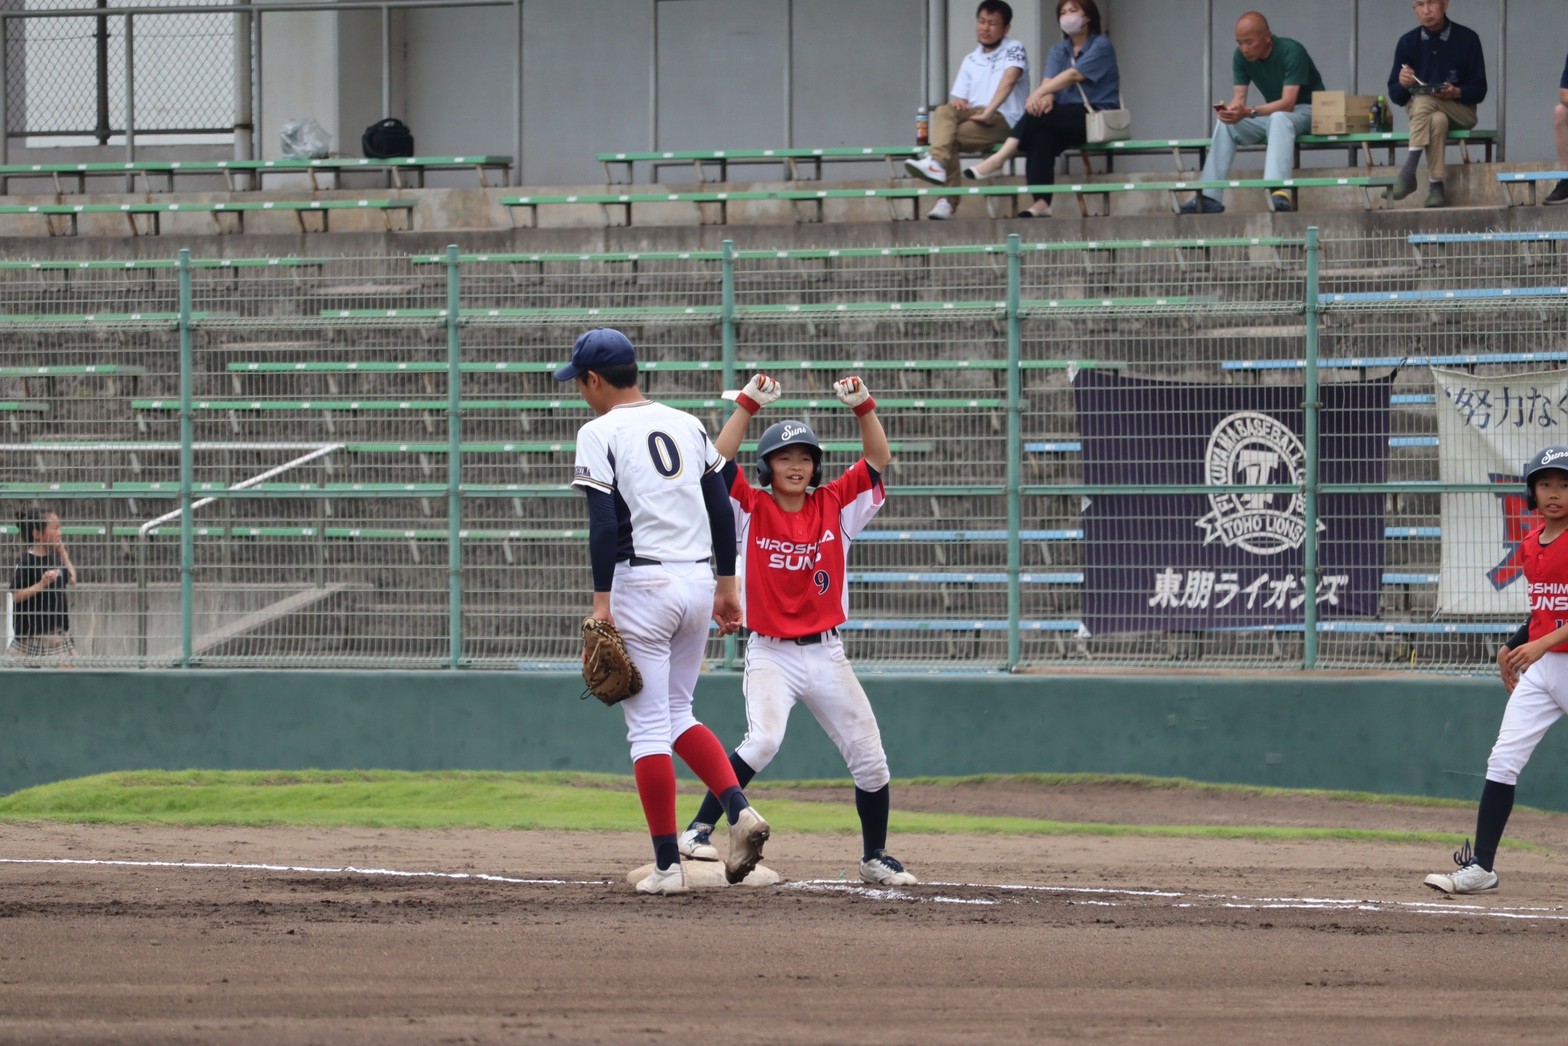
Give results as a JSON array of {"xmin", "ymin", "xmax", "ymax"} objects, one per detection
[
  {"xmin": 557, "ymin": 328, "xmax": 770, "ymax": 896},
  {"xmin": 678, "ymin": 373, "xmax": 919, "ymax": 887},
  {"xmin": 1425, "ymin": 446, "xmax": 1568, "ymax": 895}
]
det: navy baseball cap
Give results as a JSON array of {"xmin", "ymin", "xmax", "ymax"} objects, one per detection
[{"xmin": 553, "ymin": 327, "xmax": 637, "ymax": 382}]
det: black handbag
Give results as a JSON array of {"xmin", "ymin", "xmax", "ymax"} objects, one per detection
[{"xmin": 362, "ymin": 118, "xmax": 415, "ymax": 159}]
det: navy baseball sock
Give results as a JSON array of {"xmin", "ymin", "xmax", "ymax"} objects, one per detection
[
  {"xmin": 1399, "ymin": 149, "xmax": 1422, "ymax": 181},
  {"xmin": 691, "ymin": 753, "xmax": 757, "ymax": 828},
  {"xmin": 855, "ymin": 784, "xmax": 891, "ymax": 860},
  {"xmin": 1473, "ymin": 779, "xmax": 1515, "ymax": 872},
  {"xmin": 653, "ymin": 834, "xmax": 681, "ymax": 871}
]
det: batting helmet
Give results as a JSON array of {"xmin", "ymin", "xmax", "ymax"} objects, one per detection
[
  {"xmin": 755, "ymin": 419, "xmax": 823, "ymax": 488},
  {"xmin": 1525, "ymin": 445, "xmax": 1568, "ymax": 509}
]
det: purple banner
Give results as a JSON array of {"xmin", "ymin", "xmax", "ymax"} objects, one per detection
[{"xmin": 1073, "ymin": 371, "xmax": 1391, "ymax": 634}]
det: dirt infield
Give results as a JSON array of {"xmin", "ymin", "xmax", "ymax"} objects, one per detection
[{"xmin": 5, "ymin": 781, "xmax": 1568, "ymax": 1045}]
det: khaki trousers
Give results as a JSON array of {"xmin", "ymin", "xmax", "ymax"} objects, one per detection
[
  {"xmin": 928, "ymin": 103, "xmax": 1013, "ymax": 195},
  {"xmin": 1405, "ymin": 95, "xmax": 1477, "ymax": 182}
]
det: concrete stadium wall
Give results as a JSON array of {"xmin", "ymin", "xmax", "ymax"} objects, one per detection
[
  {"xmin": 222, "ymin": 0, "xmax": 1562, "ymax": 188},
  {"xmin": 4, "ymin": 670, "xmax": 1564, "ymax": 812}
]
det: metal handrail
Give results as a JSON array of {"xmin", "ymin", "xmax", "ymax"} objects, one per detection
[{"xmin": 135, "ymin": 443, "xmax": 344, "ymax": 659}]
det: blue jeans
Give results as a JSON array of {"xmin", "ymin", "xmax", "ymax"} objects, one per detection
[{"xmin": 1199, "ymin": 106, "xmax": 1313, "ymax": 202}]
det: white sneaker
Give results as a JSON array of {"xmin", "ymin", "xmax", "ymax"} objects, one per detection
[
  {"xmin": 859, "ymin": 850, "xmax": 918, "ymax": 886},
  {"xmin": 904, "ymin": 154, "xmax": 947, "ymax": 184},
  {"xmin": 1423, "ymin": 839, "xmax": 1499, "ymax": 894},
  {"xmin": 926, "ymin": 198, "xmax": 956, "ymax": 221},
  {"xmin": 678, "ymin": 823, "xmax": 720, "ymax": 861},
  {"xmin": 636, "ymin": 862, "xmax": 689, "ymax": 895},
  {"xmin": 724, "ymin": 806, "xmax": 770, "ymax": 884}
]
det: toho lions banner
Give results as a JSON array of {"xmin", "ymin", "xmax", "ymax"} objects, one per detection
[
  {"xmin": 1073, "ymin": 370, "xmax": 1391, "ymax": 634},
  {"xmin": 1432, "ymin": 366, "xmax": 1568, "ymax": 615}
]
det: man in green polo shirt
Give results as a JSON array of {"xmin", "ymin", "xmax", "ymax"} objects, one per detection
[{"xmin": 1182, "ymin": 11, "xmax": 1324, "ymax": 215}]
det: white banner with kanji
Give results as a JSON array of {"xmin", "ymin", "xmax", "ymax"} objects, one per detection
[{"xmin": 1433, "ymin": 366, "xmax": 1568, "ymax": 615}]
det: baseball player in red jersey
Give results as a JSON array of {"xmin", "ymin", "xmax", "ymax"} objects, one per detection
[
  {"xmin": 558, "ymin": 328, "xmax": 771, "ymax": 895},
  {"xmin": 1425, "ymin": 446, "xmax": 1568, "ymax": 894},
  {"xmin": 678, "ymin": 372, "xmax": 919, "ymax": 886}
]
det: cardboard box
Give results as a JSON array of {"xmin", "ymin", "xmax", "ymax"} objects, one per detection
[{"xmin": 1311, "ymin": 91, "xmax": 1379, "ymax": 134}]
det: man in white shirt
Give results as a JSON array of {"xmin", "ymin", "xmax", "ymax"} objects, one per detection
[{"xmin": 906, "ymin": 0, "xmax": 1030, "ymax": 220}]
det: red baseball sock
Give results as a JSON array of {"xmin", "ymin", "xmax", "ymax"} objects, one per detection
[
  {"xmin": 632, "ymin": 754, "xmax": 678, "ymax": 838},
  {"xmin": 673, "ymin": 724, "xmax": 741, "ymax": 796}
]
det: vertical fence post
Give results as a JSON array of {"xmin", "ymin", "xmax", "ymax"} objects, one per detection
[
  {"xmin": 1005, "ymin": 234, "xmax": 1023, "ymax": 671},
  {"xmin": 721, "ymin": 240, "xmax": 737, "ymax": 390},
  {"xmin": 0, "ymin": 17, "xmax": 11, "ymax": 168},
  {"xmin": 446, "ymin": 244, "xmax": 463, "ymax": 669},
  {"xmin": 178, "ymin": 248, "xmax": 194, "ymax": 668},
  {"xmin": 720, "ymin": 239, "xmax": 739, "ymax": 669},
  {"xmin": 94, "ymin": 0, "xmax": 110, "ymax": 145},
  {"xmin": 122, "ymin": 13, "xmax": 135, "ymax": 169},
  {"xmin": 1302, "ymin": 226, "xmax": 1321, "ymax": 669}
]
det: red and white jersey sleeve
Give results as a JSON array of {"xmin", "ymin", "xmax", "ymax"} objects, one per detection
[
  {"xmin": 731, "ymin": 459, "xmax": 885, "ymax": 639},
  {"xmin": 1523, "ymin": 524, "xmax": 1568, "ymax": 653}
]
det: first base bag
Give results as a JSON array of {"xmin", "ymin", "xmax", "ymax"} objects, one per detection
[{"xmin": 362, "ymin": 117, "xmax": 415, "ymax": 159}]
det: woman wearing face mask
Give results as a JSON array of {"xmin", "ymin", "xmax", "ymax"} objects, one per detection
[{"xmin": 963, "ymin": 0, "xmax": 1120, "ymax": 218}]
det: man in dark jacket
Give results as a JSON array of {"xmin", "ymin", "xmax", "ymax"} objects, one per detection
[{"xmin": 1385, "ymin": 0, "xmax": 1487, "ymax": 208}]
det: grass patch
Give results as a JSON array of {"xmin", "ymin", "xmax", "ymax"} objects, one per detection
[
  {"xmin": 770, "ymin": 772, "xmax": 1486, "ymax": 810},
  {"xmin": 0, "ymin": 769, "xmax": 1532, "ymax": 849}
]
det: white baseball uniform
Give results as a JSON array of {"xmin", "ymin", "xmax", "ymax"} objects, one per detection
[{"xmin": 572, "ymin": 401, "xmax": 726, "ymax": 762}]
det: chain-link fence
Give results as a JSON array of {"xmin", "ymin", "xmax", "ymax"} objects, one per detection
[
  {"xmin": 5, "ymin": 0, "xmax": 234, "ymax": 141},
  {"xmin": 1, "ymin": 230, "xmax": 1562, "ymax": 672}
]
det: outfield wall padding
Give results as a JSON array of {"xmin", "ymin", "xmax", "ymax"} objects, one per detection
[{"xmin": 1, "ymin": 670, "xmax": 1558, "ymax": 809}]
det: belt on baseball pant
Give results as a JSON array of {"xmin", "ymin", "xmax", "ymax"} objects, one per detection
[
  {"xmin": 757, "ymin": 628, "xmax": 839, "ymax": 646},
  {"xmin": 626, "ymin": 556, "xmax": 711, "ymax": 567}
]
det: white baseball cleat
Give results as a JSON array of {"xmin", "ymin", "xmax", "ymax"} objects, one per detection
[
  {"xmin": 859, "ymin": 850, "xmax": 919, "ymax": 886},
  {"xmin": 636, "ymin": 862, "xmax": 689, "ymax": 896},
  {"xmin": 724, "ymin": 806, "xmax": 770, "ymax": 884},
  {"xmin": 678, "ymin": 823, "xmax": 720, "ymax": 862},
  {"xmin": 1424, "ymin": 839, "xmax": 1499, "ymax": 894},
  {"xmin": 904, "ymin": 154, "xmax": 947, "ymax": 184}
]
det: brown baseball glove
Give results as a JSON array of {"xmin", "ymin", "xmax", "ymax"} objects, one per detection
[{"xmin": 580, "ymin": 616, "xmax": 643, "ymax": 706}]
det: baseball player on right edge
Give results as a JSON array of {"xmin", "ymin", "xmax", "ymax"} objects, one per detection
[
  {"xmin": 678, "ymin": 372, "xmax": 919, "ymax": 887},
  {"xmin": 1425, "ymin": 446, "xmax": 1568, "ymax": 894}
]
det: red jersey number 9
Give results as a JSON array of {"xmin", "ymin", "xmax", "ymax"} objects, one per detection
[{"xmin": 814, "ymin": 569, "xmax": 830, "ymax": 595}]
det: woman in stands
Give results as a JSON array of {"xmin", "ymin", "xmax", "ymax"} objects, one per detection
[
  {"xmin": 9, "ymin": 507, "xmax": 78, "ymax": 664},
  {"xmin": 962, "ymin": 0, "xmax": 1120, "ymax": 218}
]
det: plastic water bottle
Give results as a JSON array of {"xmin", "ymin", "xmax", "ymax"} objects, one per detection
[
  {"xmin": 916, "ymin": 107, "xmax": 929, "ymax": 147},
  {"xmin": 1369, "ymin": 97, "xmax": 1383, "ymax": 134},
  {"xmin": 1378, "ymin": 96, "xmax": 1390, "ymax": 131}
]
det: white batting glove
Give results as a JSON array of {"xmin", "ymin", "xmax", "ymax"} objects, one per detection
[
  {"xmin": 734, "ymin": 373, "xmax": 782, "ymax": 415},
  {"xmin": 833, "ymin": 376, "xmax": 877, "ymax": 416}
]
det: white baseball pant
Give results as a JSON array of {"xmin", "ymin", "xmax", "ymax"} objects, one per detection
[
  {"xmin": 735, "ymin": 632, "xmax": 890, "ymax": 791},
  {"xmin": 609, "ymin": 560, "xmax": 715, "ymax": 762},
  {"xmin": 1487, "ymin": 651, "xmax": 1568, "ymax": 785}
]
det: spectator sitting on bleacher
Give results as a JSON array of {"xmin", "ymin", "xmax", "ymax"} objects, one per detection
[
  {"xmin": 904, "ymin": 0, "xmax": 1030, "ymax": 220},
  {"xmin": 1181, "ymin": 11, "xmax": 1322, "ymax": 215},
  {"xmin": 961, "ymin": 0, "xmax": 1120, "ymax": 220},
  {"xmin": 1549, "ymin": 52, "xmax": 1568, "ymax": 205},
  {"xmin": 1384, "ymin": 0, "xmax": 1487, "ymax": 209}
]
